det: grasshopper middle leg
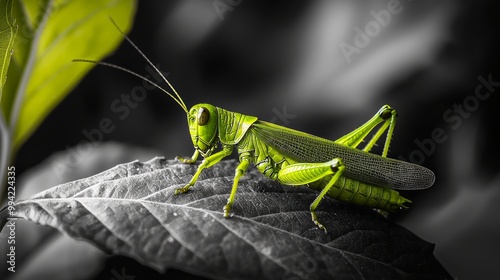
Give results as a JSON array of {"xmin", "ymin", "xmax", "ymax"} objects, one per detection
[{"xmin": 223, "ymin": 158, "xmax": 250, "ymax": 217}]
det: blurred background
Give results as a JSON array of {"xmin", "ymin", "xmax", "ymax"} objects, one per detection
[{"xmin": 4, "ymin": 0, "xmax": 500, "ymax": 279}]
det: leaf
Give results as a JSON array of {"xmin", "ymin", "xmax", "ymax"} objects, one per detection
[
  {"xmin": 1, "ymin": 0, "xmax": 137, "ymax": 150},
  {"xmin": 12, "ymin": 158, "xmax": 451, "ymax": 280},
  {"xmin": 0, "ymin": 143, "xmax": 160, "ymax": 280},
  {"xmin": 0, "ymin": 0, "xmax": 17, "ymax": 100}
]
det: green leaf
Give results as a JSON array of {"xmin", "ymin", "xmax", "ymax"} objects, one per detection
[
  {"xmin": 2, "ymin": 0, "xmax": 137, "ymax": 150},
  {"xmin": 12, "ymin": 158, "xmax": 452, "ymax": 280},
  {"xmin": 0, "ymin": 0, "xmax": 17, "ymax": 101}
]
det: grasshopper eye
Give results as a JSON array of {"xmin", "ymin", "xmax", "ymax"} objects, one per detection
[{"xmin": 197, "ymin": 107, "xmax": 210, "ymax": 126}]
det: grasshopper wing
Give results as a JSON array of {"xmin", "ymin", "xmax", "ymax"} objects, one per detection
[{"xmin": 252, "ymin": 121, "xmax": 435, "ymax": 190}]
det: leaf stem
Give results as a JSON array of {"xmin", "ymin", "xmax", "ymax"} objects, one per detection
[{"xmin": 0, "ymin": 108, "xmax": 11, "ymax": 205}]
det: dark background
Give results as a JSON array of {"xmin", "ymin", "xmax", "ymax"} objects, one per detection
[{"xmin": 9, "ymin": 0, "xmax": 500, "ymax": 279}]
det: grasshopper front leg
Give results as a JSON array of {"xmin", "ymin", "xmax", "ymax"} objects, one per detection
[
  {"xmin": 176, "ymin": 150, "xmax": 199, "ymax": 164},
  {"xmin": 277, "ymin": 158, "xmax": 345, "ymax": 232},
  {"xmin": 174, "ymin": 146, "xmax": 233, "ymax": 194}
]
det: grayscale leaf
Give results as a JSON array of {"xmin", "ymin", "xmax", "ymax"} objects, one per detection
[{"xmin": 11, "ymin": 158, "xmax": 451, "ymax": 280}]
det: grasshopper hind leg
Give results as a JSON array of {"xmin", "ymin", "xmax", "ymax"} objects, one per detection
[
  {"xmin": 277, "ymin": 158, "xmax": 346, "ymax": 233},
  {"xmin": 333, "ymin": 105, "xmax": 406, "ymax": 216},
  {"xmin": 334, "ymin": 105, "xmax": 397, "ymax": 157}
]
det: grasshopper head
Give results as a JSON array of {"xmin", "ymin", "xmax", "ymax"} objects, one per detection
[{"xmin": 187, "ymin": 103, "xmax": 218, "ymax": 156}]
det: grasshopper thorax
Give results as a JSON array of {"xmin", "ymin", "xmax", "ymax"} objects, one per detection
[{"xmin": 188, "ymin": 103, "xmax": 219, "ymax": 156}]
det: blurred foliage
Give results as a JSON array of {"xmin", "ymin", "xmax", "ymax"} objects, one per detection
[
  {"xmin": 0, "ymin": 0, "xmax": 137, "ymax": 204},
  {"xmin": 0, "ymin": 0, "xmax": 16, "ymax": 96},
  {"xmin": 0, "ymin": 0, "xmax": 136, "ymax": 151}
]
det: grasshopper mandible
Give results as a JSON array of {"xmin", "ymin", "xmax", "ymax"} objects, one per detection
[{"xmin": 76, "ymin": 18, "xmax": 435, "ymax": 232}]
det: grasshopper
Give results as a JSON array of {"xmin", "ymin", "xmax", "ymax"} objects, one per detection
[{"xmin": 76, "ymin": 18, "xmax": 435, "ymax": 232}]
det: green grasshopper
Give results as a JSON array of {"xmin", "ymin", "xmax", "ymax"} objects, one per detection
[{"xmin": 76, "ymin": 18, "xmax": 435, "ymax": 232}]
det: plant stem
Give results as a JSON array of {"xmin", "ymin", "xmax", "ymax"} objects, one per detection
[{"xmin": 0, "ymin": 108, "xmax": 11, "ymax": 206}]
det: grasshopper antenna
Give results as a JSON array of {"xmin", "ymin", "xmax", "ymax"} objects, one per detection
[
  {"xmin": 73, "ymin": 16, "xmax": 189, "ymax": 113},
  {"xmin": 72, "ymin": 59, "xmax": 188, "ymax": 113}
]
